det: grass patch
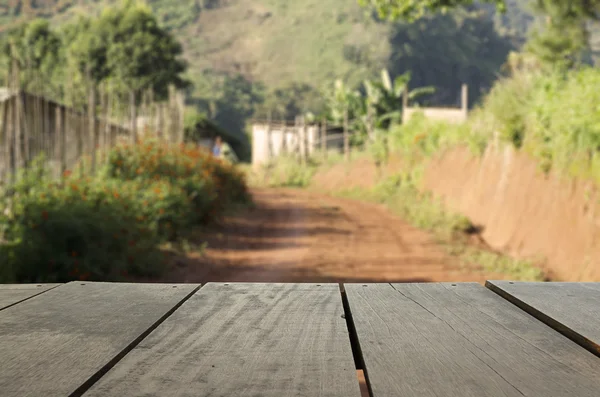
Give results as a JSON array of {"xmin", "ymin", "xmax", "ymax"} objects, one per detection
[{"xmin": 333, "ymin": 172, "xmax": 545, "ymax": 281}]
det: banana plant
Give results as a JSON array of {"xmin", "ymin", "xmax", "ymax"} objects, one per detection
[
  {"xmin": 355, "ymin": 68, "xmax": 434, "ymax": 144},
  {"xmin": 323, "ymin": 79, "xmax": 363, "ymax": 125},
  {"xmin": 368, "ymin": 69, "xmax": 435, "ymax": 129}
]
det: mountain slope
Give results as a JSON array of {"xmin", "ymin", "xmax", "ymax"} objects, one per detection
[{"xmin": 0, "ymin": 0, "xmax": 535, "ymax": 156}]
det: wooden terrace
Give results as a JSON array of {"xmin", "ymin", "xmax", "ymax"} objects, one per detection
[{"xmin": 1, "ymin": 281, "xmax": 599, "ymax": 396}]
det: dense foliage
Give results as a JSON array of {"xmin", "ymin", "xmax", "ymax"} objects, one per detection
[
  {"xmin": 0, "ymin": 141, "xmax": 250, "ymax": 283},
  {"xmin": 1, "ymin": 1, "xmax": 189, "ymax": 107}
]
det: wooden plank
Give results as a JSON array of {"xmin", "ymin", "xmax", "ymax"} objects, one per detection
[
  {"xmin": 84, "ymin": 283, "xmax": 362, "ymax": 397},
  {"xmin": 0, "ymin": 281, "xmax": 199, "ymax": 397},
  {"xmin": 0, "ymin": 284, "xmax": 61, "ymax": 310},
  {"xmin": 486, "ymin": 281, "xmax": 600, "ymax": 357},
  {"xmin": 345, "ymin": 283, "xmax": 600, "ymax": 397}
]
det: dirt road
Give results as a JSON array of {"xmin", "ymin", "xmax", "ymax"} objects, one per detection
[{"xmin": 163, "ymin": 188, "xmax": 497, "ymax": 283}]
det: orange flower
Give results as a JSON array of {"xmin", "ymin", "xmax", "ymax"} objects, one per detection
[
  {"xmin": 413, "ymin": 133, "xmax": 426, "ymax": 144},
  {"xmin": 63, "ymin": 170, "xmax": 72, "ymax": 178},
  {"xmin": 159, "ymin": 208, "xmax": 165, "ymax": 215},
  {"xmin": 113, "ymin": 191, "xmax": 120, "ymax": 199},
  {"xmin": 70, "ymin": 183, "xmax": 79, "ymax": 191},
  {"xmin": 42, "ymin": 211, "xmax": 48, "ymax": 220}
]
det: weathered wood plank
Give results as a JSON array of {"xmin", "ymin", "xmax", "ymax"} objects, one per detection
[
  {"xmin": 486, "ymin": 281, "xmax": 600, "ymax": 357},
  {"xmin": 0, "ymin": 284, "xmax": 61, "ymax": 310},
  {"xmin": 0, "ymin": 281, "xmax": 199, "ymax": 397},
  {"xmin": 84, "ymin": 283, "xmax": 361, "ymax": 397},
  {"xmin": 345, "ymin": 283, "xmax": 600, "ymax": 397}
]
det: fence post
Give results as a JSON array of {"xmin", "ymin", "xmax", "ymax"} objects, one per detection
[
  {"xmin": 89, "ymin": 81, "xmax": 98, "ymax": 174},
  {"xmin": 321, "ymin": 118, "xmax": 327, "ymax": 160},
  {"xmin": 266, "ymin": 110, "xmax": 272, "ymax": 162},
  {"xmin": 14, "ymin": 90, "xmax": 22, "ymax": 176},
  {"xmin": 56, "ymin": 105, "xmax": 66, "ymax": 177},
  {"xmin": 3, "ymin": 99, "xmax": 13, "ymax": 182},
  {"xmin": 280, "ymin": 118, "xmax": 286, "ymax": 154},
  {"xmin": 401, "ymin": 86, "xmax": 408, "ymax": 125},
  {"xmin": 178, "ymin": 90, "xmax": 185, "ymax": 144},
  {"xmin": 0, "ymin": 97, "xmax": 7, "ymax": 182},
  {"xmin": 129, "ymin": 89, "xmax": 137, "ymax": 144},
  {"xmin": 157, "ymin": 103, "xmax": 164, "ymax": 141},
  {"xmin": 461, "ymin": 83, "xmax": 468, "ymax": 119},
  {"xmin": 301, "ymin": 116, "xmax": 308, "ymax": 165},
  {"xmin": 293, "ymin": 116, "xmax": 298, "ymax": 160},
  {"xmin": 343, "ymin": 107, "xmax": 349, "ymax": 162}
]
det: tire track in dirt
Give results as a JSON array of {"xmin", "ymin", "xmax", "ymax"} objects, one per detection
[{"xmin": 160, "ymin": 188, "xmax": 503, "ymax": 283}]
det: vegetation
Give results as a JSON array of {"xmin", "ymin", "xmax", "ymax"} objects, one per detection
[
  {"xmin": 335, "ymin": 172, "xmax": 545, "ymax": 281},
  {"xmin": 1, "ymin": 1, "xmax": 189, "ymax": 106},
  {"xmin": 0, "ymin": 0, "xmax": 531, "ymax": 154},
  {"xmin": 358, "ymin": 0, "xmax": 506, "ymax": 22},
  {"xmin": 248, "ymin": 153, "xmax": 544, "ymax": 280},
  {"xmin": 245, "ymin": 0, "xmax": 600, "ymax": 281},
  {"xmin": 0, "ymin": 140, "xmax": 250, "ymax": 283}
]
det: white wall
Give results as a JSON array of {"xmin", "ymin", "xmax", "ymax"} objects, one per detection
[{"xmin": 252, "ymin": 123, "xmax": 323, "ymax": 168}]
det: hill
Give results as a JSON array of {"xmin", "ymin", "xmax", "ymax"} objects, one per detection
[{"xmin": 0, "ymin": 0, "xmax": 536, "ymax": 154}]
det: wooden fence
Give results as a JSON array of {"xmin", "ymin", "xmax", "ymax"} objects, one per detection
[
  {"xmin": 251, "ymin": 115, "xmax": 356, "ymax": 168},
  {"xmin": 0, "ymin": 81, "xmax": 185, "ymax": 184}
]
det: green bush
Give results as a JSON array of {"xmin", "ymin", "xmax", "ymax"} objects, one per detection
[
  {"xmin": 0, "ymin": 172, "xmax": 163, "ymax": 282},
  {"xmin": 0, "ymin": 139, "xmax": 251, "ymax": 283}
]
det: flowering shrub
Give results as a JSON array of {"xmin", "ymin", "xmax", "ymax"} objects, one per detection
[
  {"xmin": 0, "ymin": 140, "xmax": 250, "ymax": 283},
  {"xmin": 104, "ymin": 139, "xmax": 249, "ymax": 211}
]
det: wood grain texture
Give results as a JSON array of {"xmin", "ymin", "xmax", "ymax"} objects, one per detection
[
  {"xmin": 84, "ymin": 283, "xmax": 361, "ymax": 397},
  {"xmin": 345, "ymin": 282, "xmax": 600, "ymax": 397},
  {"xmin": 486, "ymin": 281, "xmax": 600, "ymax": 357},
  {"xmin": 0, "ymin": 283, "xmax": 61, "ymax": 310},
  {"xmin": 0, "ymin": 281, "xmax": 199, "ymax": 397}
]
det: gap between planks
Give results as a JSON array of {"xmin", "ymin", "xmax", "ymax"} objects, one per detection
[
  {"xmin": 68, "ymin": 283, "xmax": 204, "ymax": 397},
  {"xmin": 485, "ymin": 280, "xmax": 600, "ymax": 359},
  {"xmin": 339, "ymin": 283, "xmax": 373, "ymax": 397},
  {"xmin": 0, "ymin": 283, "xmax": 63, "ymax": 312}
]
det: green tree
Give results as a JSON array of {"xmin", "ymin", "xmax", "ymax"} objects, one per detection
[
  {"xmin": 357, "ymin": 0, "xmax": 505, "ymax": 21},
  {"xmin": 525, "ymin": 1, "xmax": 600, "ymax": 69},
  {"xmin": 386, "ymin": 8, "xmax": 513, "ymax": 107},
  {"xmin": 100, "ymin": 0, "xmax": 189, "ymax": 99},
  {"xmin": 1, "ymin": 19, "xmax": 62, "ymax": 93},
  {"xmin": 258, "ymin": 83, "xmax": 325, "ymax": 121}
]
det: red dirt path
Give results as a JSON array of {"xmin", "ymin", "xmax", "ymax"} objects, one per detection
[{"xmin": 160, "ymin": 188, "xmax": 501, "ymax": 284}]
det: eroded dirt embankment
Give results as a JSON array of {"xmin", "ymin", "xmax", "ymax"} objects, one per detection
[
  {"xmin": 422, "ymin": 145, "xmax": 600, "ymax": 281},
  {"xmin": 313, "ymin": 146, "xmax": 600, "ymax": 281}
]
